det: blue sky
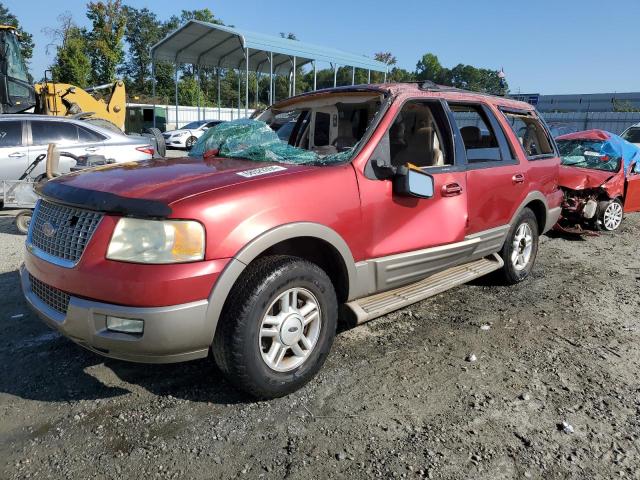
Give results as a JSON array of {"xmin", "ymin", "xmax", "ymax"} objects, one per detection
[{"xmin": 7, "ymin": 0, "xmax": 640, "ymax": 95}]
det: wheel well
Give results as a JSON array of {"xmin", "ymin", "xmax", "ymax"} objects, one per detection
[
  {"xmin": 257, "ymin": 237, "xmax": 350, "ymax": 302},
  {"xmin": 525, "ymin": 200, "xmax": 546, "ymax": 234}
]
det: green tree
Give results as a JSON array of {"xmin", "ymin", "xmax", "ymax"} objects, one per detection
[
  {"xmin": 48, "ymin": 13, "xmax": 91, "ymax": 87},
  {"xmin": 414, "ymin": 52, "xmax": 508, "ymax": 95},
  {"xmin": 415, "ymin": 53, "xmax": 444, "ymax": 82},
  {"xmin": 121, "ymin": 6, "xmax": 162, "ymax": 95},
  {"xmin": 86, "ymin": 0, "xmax": 127, "ymax": 84},
  {"xmin": 0, "ymin": 2, "xmax": 34, "ymax": 64}
]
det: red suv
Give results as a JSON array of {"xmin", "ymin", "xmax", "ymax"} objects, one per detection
[{"xmin": 21, "ymin": 83, "xmax": 562, "ymax": 398}]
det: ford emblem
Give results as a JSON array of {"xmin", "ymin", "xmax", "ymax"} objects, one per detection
[{"xmin": 42, "ymin": 221, "xmax": 57, "ymax": 238}]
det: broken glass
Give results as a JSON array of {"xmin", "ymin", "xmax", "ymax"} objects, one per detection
[{"xmin": 189, "ymin": 119, "xmax": 354, "ymax": 166}]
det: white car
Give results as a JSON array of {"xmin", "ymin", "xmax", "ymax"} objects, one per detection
[
  {"xmin": 621, "ymin": 123, "xmax": 640, "ymax": 147},
  {"xmin": 0, "ymin": 115, "xmax": 154, "ymax": 186},
  {"xmin": 163, "ymin": 120, "xmax": 224, "ymax": 149}
]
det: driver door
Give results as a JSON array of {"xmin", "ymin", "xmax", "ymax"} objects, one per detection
[
  {"xmin": 624, "ymin": 163, "xmax": 640, "ymax": 212},
  {"xmin": 357, "ymin": 99, "xmax": 469, "ymax": 292}
]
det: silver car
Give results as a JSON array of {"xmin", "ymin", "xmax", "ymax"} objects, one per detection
[{"xmin": 0, "ymin": 115, "xmax": 154, "ymax": 183}]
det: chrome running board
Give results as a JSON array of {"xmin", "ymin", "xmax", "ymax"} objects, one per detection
[{"xmin": 346, "ymin": 254, "xmax": 503, "ymax": 324}]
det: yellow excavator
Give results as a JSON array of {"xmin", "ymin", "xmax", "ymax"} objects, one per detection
[{"xmin": 0, "ymin": 25, "xmax": 126, "ymax": 130}]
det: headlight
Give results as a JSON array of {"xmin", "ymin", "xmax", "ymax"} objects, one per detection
[{"xmin": 107, "ymin": 218, "xmax": 205, "ymax": 264}]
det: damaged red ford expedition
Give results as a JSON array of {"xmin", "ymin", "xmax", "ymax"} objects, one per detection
[{"xmin": 21, "ymin": 83, "xmax": 562, "ymax": 398}]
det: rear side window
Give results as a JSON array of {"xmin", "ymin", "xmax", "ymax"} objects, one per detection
[
  {"xmin": 31, "ymin": 121, "xmax": 80, "ymax": 145},
  {"xmin": 78, "ymin": 126, "xmax": 105, "ymax": 142},
  {"xmin": 448, "ymin": 104, "xmax": 501, "ymax": 163},
  {"xmin": 622, "ymin": 127, "xmax": 640, "ymax": 144},
  {"xmin": 0, "ymin": 121, "xmax": 23, "ymax": 147},
  {"xmin": 501, "ymin": 111, "xmax": 554, "ymax": 158}
]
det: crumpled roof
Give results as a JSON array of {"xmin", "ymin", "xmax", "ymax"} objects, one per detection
[
  {"xmin": 557, "ymin": 129, "xmax": 640, "ymax": 174},
  {"xmin": 189, "ymin": 119, "xmax": 354, "ymax": 165}
]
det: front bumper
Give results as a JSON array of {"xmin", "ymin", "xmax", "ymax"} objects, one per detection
[{"xmin": 21, "ymin": 265, "xmax": 211, "ymax": 363}]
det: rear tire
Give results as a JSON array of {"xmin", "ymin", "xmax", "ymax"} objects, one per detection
[
  {"xmin": 596, "ymin": 199, "xmax": 623, "ymax": 232},
  {"xmin": 212, "ymin": 255, "xmax": 338, "ymax": 399},
  {"xmin": 497, "ymin": 208, "xmax": 539, "ymax": 284}
]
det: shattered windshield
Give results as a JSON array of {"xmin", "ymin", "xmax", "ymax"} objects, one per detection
[
  {"xmin": 189, "ymin": 92, "xmax": 383, "ymax": 165},
  {"xmin": 558, "ymin": 140, "xmax": 621, "ymax": 172}
]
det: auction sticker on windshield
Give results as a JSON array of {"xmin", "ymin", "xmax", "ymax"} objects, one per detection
[{"xmin": 236, "ymin": 165, "xmax": 287, "ymax": 178}]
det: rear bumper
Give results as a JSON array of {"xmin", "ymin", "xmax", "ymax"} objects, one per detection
[{"xmin": 21, "ymin": 265, "xmax": 211, "ymax": 363}]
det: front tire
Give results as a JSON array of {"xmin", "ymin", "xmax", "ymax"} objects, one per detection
[
  {"xmin": 597, "ymin": 199, "xmax": 623, "ymax": 232},
  {"xmin": 497, "ymin": 208, "xmax": 539, "ymax": 284},
  {"xmin": 15, "ymin": 210, "xmax": 32, "ymax": 235},
  {"xmin": 212, "ymin": 255, "xmax": 338, "ymax": 399},
  {"xmin": 185, "ymin": 136, "xmax": 197, "ymax": 150}
]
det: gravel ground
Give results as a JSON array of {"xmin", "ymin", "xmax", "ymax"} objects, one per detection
[{"xmin": 1, "ymin": 208, "xmax": 640, "ymax": 479}]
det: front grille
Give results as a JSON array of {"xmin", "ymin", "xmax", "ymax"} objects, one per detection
[
  {"xmin": 29, "ymin": 274, "xmax": 70, "ymax": 315},
  {"xmin": 29, "ymin": 200, "xmax": 103, "ymax": 265}
]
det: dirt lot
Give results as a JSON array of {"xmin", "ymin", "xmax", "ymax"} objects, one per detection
[{"xmin": 1, "ymin": 208, "xmax": 639, "ymax": 480}]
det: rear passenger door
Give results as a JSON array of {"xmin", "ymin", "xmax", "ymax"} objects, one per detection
[
  {"xmin": 27, "ymin": 120, "xmax": 90, "ymax": 176},
  {"xmin": 447, "ymin": 102, "xmax": 527, "ymax": 235},
  {"xmin": 0, "ymin": 120, "xmax": 28, "ymax": 181}
]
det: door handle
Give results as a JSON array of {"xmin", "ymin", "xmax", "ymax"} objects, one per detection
[
  {"xmin": 85, "ymin": 147, "xmax": 98, "ymax": 152},
  {"xmin": 442, "ymin": 182, "xmax": 463, "ymax": 197},
  {"xmin": 512, "ymin": 173, "xmax": 525, "ymax": 184},
  {"xmin": 8, "ymin": 152, "xmax": 25, "ymax": 158}
]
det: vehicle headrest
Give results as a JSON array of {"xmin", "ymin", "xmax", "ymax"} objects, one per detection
[{"xmin": 460, "ymin": 126, "xmax": 481, "ymax": 145}]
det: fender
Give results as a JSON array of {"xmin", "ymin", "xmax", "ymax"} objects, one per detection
[
  {"xmin": 203, "ymin": 222, "xmax": 357, "ymax": 342},
  {"xmin": 508, "ymin": 190, "xmax": 554, "ymax": 233}
]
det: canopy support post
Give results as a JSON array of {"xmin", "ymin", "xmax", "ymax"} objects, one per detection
[
  {"xmin": 333, "ymin": 63, "xmax": 337, "ymax": 87},
  {"xmin": 269, "ymin": 52, "xmax": 273, "ymax": 105},
  {"xmin": 174, "ymin": 62, "xmax": 179, "ymax": 129},
  {"xmin": 237, "ymin": 68, "xmax": 241, "ymax": 119},
  {"xmin": 292, "ymin": 56, "xmax": 296, "ymax": 96},
  {"xmin": 367, "ymin": 69, "xmax": 371, "ymax": 84},
  {"xmin": 352, "ymin": 66, "xmax": 355, "ymax": 85},
  {"xmin": 384, "ymin": 67, "xmax": 387, "ymax": 82},
  {"xmin": 151, "ymin": 59, "xmax": 156, "ymax": 128},
  {"xmin": 245, "ymin": 47, "xmax": 249, "ymax": 118},
  {"xmin": 255, "ymin": 69, "xmax": 259, "ymax": 108},
  {"xmin": 196, "ymin": 64, "xmax": 201, "ymax": 121},
  {"xmin": 313, "ymin": 61, "xmax": 317, "ymax": 91},
  {"xmin": 217, "ymin": 68, "xmax": 221, "ymax": 120}
]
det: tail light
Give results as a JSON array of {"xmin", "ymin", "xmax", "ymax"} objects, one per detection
[{"xmin": 136, "ymin": 145, "xmax": 154, "ymax": 155}]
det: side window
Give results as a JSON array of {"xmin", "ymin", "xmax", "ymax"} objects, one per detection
[
  {"xmin": 31, "ymin": 121, "xmax": 80, "ymax": 145},
  {"xmin": 501, "ymin": 111, "xmax": 554, "ymax": 158},
  {"xmin": 372, "ymin": 100, "xmax": 452, "ymax": 171},
  {"xmin": 448, "ymin": 103, "xmax": 502, "ymax": 163},
  {"xmin": 78, "ymin": 126, "xmax": 105, "ymax": 143},
  {"xmin": 0, "ymin": 121, "xmax": 23, "ymax": 147}
]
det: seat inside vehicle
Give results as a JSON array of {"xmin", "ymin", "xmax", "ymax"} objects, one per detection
[{"xmin": 390, "ymin": 102, "xmax": 446, "ymax": 168}]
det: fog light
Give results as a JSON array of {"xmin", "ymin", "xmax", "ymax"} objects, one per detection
[{"xmin": 106, "ymin": 316, "xmax": 144, "ymax": 334}]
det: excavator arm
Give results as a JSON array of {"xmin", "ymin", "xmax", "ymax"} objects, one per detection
[{"xmin": 34, "ymin": 80, "xmax": 126, "ymax": 131}]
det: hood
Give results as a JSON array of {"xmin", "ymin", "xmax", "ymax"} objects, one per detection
[
  {"xmin": 558, "ymin": 165, "xmax": 614, "ymax": 190},
  {"xmin": 37, "ymin": 156, "xmax": 314, "ymax": 217},
  {"xmin": 164, "ymin": 129, "xmax": 191, "ymax": 136}
]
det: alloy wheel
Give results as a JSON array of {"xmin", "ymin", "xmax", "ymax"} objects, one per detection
[{"xmin": 259, "ymin": 287, "xmax": 322, "ymax": 372}]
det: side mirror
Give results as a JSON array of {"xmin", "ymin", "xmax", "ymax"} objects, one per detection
[{"xmin": 393, "ymin": 165, "xmax": 434, "ymax": 199}]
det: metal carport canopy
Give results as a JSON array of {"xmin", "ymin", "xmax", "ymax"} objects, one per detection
[{"xmin": 150, "ymin": 20, "xmax": 388, "ymax": 74}]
